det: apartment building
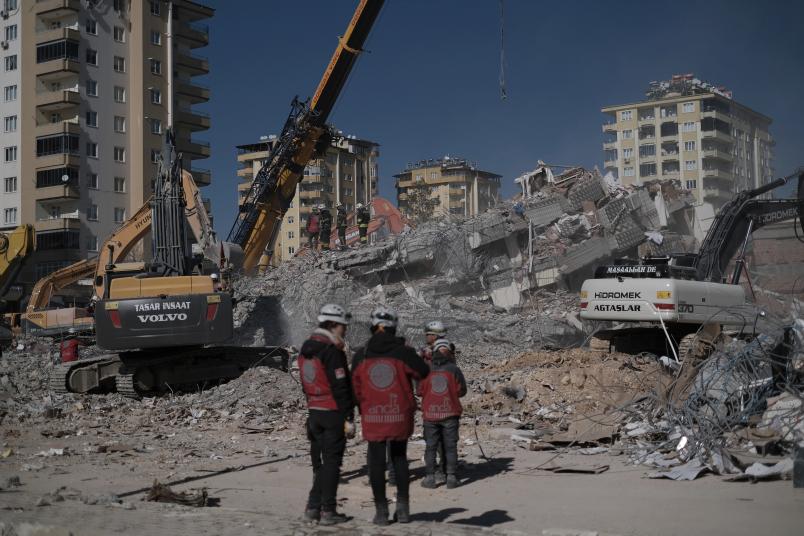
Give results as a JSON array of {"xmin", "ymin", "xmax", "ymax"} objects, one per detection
[
  {"xmin": 394, "ymin": 157, "xmax": 500, "ymax": 219},
  {"xmin": 236, "ymin": 133, "xmax": 380, "ymax": 264},
  {"xmin": 0, "ymin": 0, "xmax": 212, "ymax": 287},
  {"xmin": 602, "ymin": 74, "xmax": 773, "ymax": 210}
]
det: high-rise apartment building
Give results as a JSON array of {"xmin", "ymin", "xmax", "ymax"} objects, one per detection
[
  {"xmin": 0, "ymin": 0, "xmax": 212, "ymax": 286},
  {"xmin": 236, "ymin": 134, "xmax": 379, "ymax": 264},
  {"xmin": 394, "ymin": 157, "xmax": 500, "ymax": 219},
  {"xmin": 602, "ymin": 74, "xmax": 773, "ymax": 210}
]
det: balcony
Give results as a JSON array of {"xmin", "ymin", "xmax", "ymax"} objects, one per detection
[
  {"xmin": 34, "ymin": 0, "xmax": 81, "ymax": 17},
  {"xmin": 701, "ymin": 129, "xmax": 733, "ymax": 144},
  {"xmin": 175, "ymin": 52, "xmax": 209, "ymax": 75},
  {"xmin": 177, "ymin": 139, "xmax": 210, "ymax": 159},
  {"xmin": 175, "ymin": 0, "xmax": 215, "ymax": 21},
  {"xmin": 602, "ymin": 123, "xmax": 616, "ymax": 133},
  {"xmin": 176, "ymin": 81, "xmax": 210, "ymax": 104},
  {"xmin": 701, "ymin": 109, "xmax": 731, "ymax": 123},
  {"xmin": 701, "ymin": 148, "xmax": 733, "ymax": 162},
  {"xmin": 35, "ymin": 216, "xmax": 81, "ymax": 233},
  {"xmin": 236, "ymin": 167, "xmax": 253, "ymax": 179},
  {"xmin": 604, "ymin": 158, "xmax": 617, "ymax": 168},
  {"xmin": 191, "ymin": 168, "xmax": 211, "ymax": 186},
  {"xmin": 703, "ymin": 187, "xmax": 732, "ymax": 202},
  {"xmin": 175, "ymin": 107, "xmax": 210, "ymax": 131},
  {"xmin": 703, "ymin": 168, "xmax": 732, "ymax": 181},
  {"xmin": 35, "ymin": 183, "xmax": 80, "ymax": 201},
  {"xmin": 638, "ymin": 115, "xmax": 655, "ymax": 125},
  {"xmin": 175, "ymin": 21, "xmax": 209, "ymax": 47},
  {"xmin": 36, "ymin": 88, "xmax": 80, "ymax": 112},
  {"xmin": 603, "ymin": 141, "xmax": 616, "ymax": 150},
  {"xmin": 36, "ymin": 119, "xmax": 80, "ymax": 137},
  {"xmin": 35, "ymin": 153, "xmax": 80, "ymax": 170},
  {"xmin": 35, "ymin": 24, "xmax": 80, "ymax": 45},
  {"xmin": 35, "ymin": 58, "xmax": 79, "ymax": 81}
]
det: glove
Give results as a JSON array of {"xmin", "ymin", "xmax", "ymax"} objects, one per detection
[{"xmin": 344, "ymin": 420, "xmax": 356, "ymax": 439}]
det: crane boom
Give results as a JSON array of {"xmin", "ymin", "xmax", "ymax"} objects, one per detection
[{"xmin": 229, "ymin": 0, "xmax": 384, "ymax": 272}]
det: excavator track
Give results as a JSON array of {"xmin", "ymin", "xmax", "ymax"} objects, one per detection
[
  {"xmin": 49, "ymin": 355, "xmax": 121, "ymax": 394},
  {"xmin": 115, "ymin": 373, "xmax": 140, "ymax": 399}
]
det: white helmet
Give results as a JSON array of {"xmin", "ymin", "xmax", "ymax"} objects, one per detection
[
  {"xmin": 425, "ymin": 320, "xmax": 446, "ymax": 336},
  {"xmin": 318, "ymin": 203, "xmax": 326, "ymax": 210},
  {"xmin": 370, "ymin": 306, "xmax": 398, "ymax": 329},
  {"xmin": 433, "ymin": 338, "xmax": 452, "ymax": 353},
  {"xmin": 317, "ymin": 303, "xmax": 351, "ymax": 325},
  {"xmin": 356, "ymin": 203, "xmax": 364, "ymax": 209}
]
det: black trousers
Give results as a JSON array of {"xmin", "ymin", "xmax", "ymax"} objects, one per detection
[
  {"xmin": 337, "ymin": 227, "xmax": 346, "ymax": 247},
  {"xmin": 319, "ymin": 227, "xmax": 331, "ymax": 249},
  {"xmin": 307, "ymin": 410, "xmax": 346, "ymax": 512},
  {"xmin": 359, "ymin": 226, "xmax": 368, "ymax": 243},
  {"xmin": 424, "ymin": 417, "xmax": 459, "ymax": 475},
  {"xmin": 367, "ymin": 440, "xmax": 409, "ymax": 503}
]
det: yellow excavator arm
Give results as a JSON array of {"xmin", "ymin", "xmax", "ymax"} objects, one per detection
[{"xmin": 0, "ymin": 224, "xmax": 35, "ymax": 301}]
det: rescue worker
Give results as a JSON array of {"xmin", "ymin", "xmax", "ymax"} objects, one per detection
[
  {"xmin": 336, "ymin": 204, "xmax": 348, "ymax": 250},
  {"xmin": 59, "ymin": 329, "xmax": 84, "ymax": 363},
  {"xmin": 352, "ymin": 306, "xmax": 429, "ymax": 525},
  {"xmin": 356, "ymin": 203, "xmax": 370, "ymax": 245},
  {"xmin": 318, "ymin": 204, "xmax": 332, "ymax": 251},
  {"xmin": 419, "ymin": 320, "xmax": 449, "ymax": 482},
  {"xmin": 306, "ymin": 206, "xmax": 320, "ymax": 250},
  {"xmin": 419, "ymin": 339, "xmax": 467, "ymax": 489},
  {"xmin": 299, "ymin": 304, "xmax": 356, "ymax": 525}
]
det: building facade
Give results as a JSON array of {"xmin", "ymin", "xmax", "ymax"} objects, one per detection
[
  {"xmin": 602, "ymin": 75, "xmax": 773, "ymax": 209},
  {"xmin": 394, "ymin": 157, "xmax": 500, "ymax": 219},
  {"xmin": 0, "ymin": 0, "xmax": 212, "ymax": 285},
  {"xmin": 236, "ymin": 133, "xmax": 379, "ymax": 264}
]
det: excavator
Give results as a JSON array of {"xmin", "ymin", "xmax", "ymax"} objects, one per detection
[
  {"xmin": 50, "ymin": 0, "xmax": 384, "ymax": 396},
  {"xmin": 580, "ymin": 171, "xmax": 804, "ymax": 359},
  {"xmin": 0, "ymin": 224, "xmax": 35, "ymax": 346}
]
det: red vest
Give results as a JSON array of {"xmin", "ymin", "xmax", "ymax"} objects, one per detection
[
  {"xmin": 60, "ymin": 339, "xmax": 80, "ymax": 363},
  {"xmin": 353, "ymin": 357, "xmax": 417, "ymax": 441},
  {"xmin": 298, "ymin": 344, "xmax": 337, "ymax": 411},
  {"xmin": 420, "ymin": 370, "xmax": 463, "ymax": 421}
]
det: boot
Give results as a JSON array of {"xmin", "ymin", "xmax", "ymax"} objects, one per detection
[
  {"xmin": 319, "ymin": 510, "xmax": 349, "ymax": 526},
  {"xmin": 420, "ymin": 474, "xmax": 437, "ymax": 489},
  {"xmin": 302, "ymin": 507, "xmax": 320, "ymax": 522},
  {"xmin": 394, "ymin": 499, "xmax": 410, "ymax": 523},
  {"xmin": 434, "ymin": 470, "xmax": 446, "ymax": 485},
  {"xmin": 373, "ymin": 501, "xmax": 390, "ymax": 526},
  {"xmin": 446, "ymin": 474, "xmax": 459, "ymax": 489}
]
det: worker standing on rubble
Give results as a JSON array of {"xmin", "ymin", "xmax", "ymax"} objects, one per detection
[
  {"xmin": 318, "ymin": 204, "xmax": 332, "ymax": 251},
  {"xmin": 419, "ymin": 339, "xmax": 467, "ymax": 489},
  {"xmin": 299, "ymin": 304, "xmax": 356, "ymax": 526},
  {"xmin": 306, "ymin": 206, "xmax": 320, "ymax": 250},
  {"xmin": 356, "ymin": 203, "xmax": 370, "ymax": 245},
  {"xmin": 336, "ymin": 204, "xmax": 348, "ymax": 250},
  {"xmin": 420, "ymin": 320, "xmax": 449, "ymax": 482},
  {"xmin": 352, "ymin": 306, "xmax": 429, "ymax": 525},
  {"xmin": 59, "ymin": 329, "xmax": 85, "ymax": 363}
]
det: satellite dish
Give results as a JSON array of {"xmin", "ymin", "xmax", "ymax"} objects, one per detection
[{"xmin": 61, "ymin": 174, "xmax": 70, "ymax": 183}]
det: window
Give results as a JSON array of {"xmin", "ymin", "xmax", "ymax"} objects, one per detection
[
  {"xmin": 150, "ymin": 118, "xmax": 162, "ymax": 134},
  {"xmin": 4, "ymin": 146, "xmax": 17, "ymax": 162},
  {"xmin": 87, "ymin": 79, "xmax": 98, "ymax": 97},
  {"xmin": 113, "ymin": 55, "xmax": 125, "ymax": 72},
  {"xmin": 114, "ymin": 116, "xmax": 126, "ymax": 133},
  {"xmin": 85, "ymin": 111, "xmax": 98, "ymax": 128},
  {"xmin": 287, "ymin": 216, "xmax": 294, "ymax": 224},
  {"xmin": 621, "ymin": 129, "xmax": 633, "ymax": 140},
  {"xmin": 36, "ymin": 134, "xmax": 80, "ymax": 157},
  {"xmin": 87, "ymin": 173, "xmax": 99, "ymax": 189},
  {"xmin": 114, "ymin": 146, "xmax": 125, "ymax": 163},
  {"xmin": 114, "ymin": 176, "xmax": 126, "ymax": 193},
  {"xmin": 3, "ymin": 208, "xmax": 17, "ymax": 225},
  {"xmin": 4, "ymin": 176, "xmax": 17, "ymax": 193},
  {"xmin": 288, "ymin": 246, "xmax": 295, "ymax": 255},
  {"xmin": 684, "ymin": 141, "xmax": 696, "ymax": 152},
  {"xmin": 36, "ymin": 39, "xmax": 79, "ymax": 63},
  {"xmin": 4, "ymin": 85, "xmax": 16, "ymax": 102},
  {"xmin": 150, "ymin": 149, "xmax": 161, "ymax": 163},
  {"xmin": 150, "ymin": 88, "xmax": 161, "ymax": 104},
  {"xmin": 3, "ymin": 115, "xmax": 16, "ymax": 133},
  {"xmin": 150, "ymin": 30, "xmax": 162, "ymax": 45},
  {"xmin": 5, "ymin": 1, "xmax": 18, "ymax": 11},
  {"xmin": 86, "ymin": 48, "xmax": 97, "ymax": 66},
  {"xmin": 639, "ymin": 144, "xmax": 656, "ymax": 158},
  {"xmin": 87, "ymin": 234, "xmax": 98, "ymax": 252},
  {"xmin": 682, "ymin": 102, "xmax": 695, "ymax": 113},
  {"xmin": 114, "ymin": 207, "xmax": 126, "ymax": 223},
  {"xmin": 114, "ymin": 86, "xmax": 126, "ymax": 103},
  {"xmin": 682, "ymin": 121, "xmax": 696, "ymax": 132},
  {"xmin": 87, "ymin": 204, "xmax": 98, "ymax": 221},
  {"xmin": 685, "ymin": 160, "xmax": 697, "ymax": 171},
  {"xmin": 113, "ymin": 0, "xmax": 126, "ymax": 12},
  {"xmin": 150, "ymin": 0, "xmax": 160, "ymax": 15},
  {"xmin": 114, "ymin": 26, "xmax": 125, "ymax": 42},
  {"xmin": 5, "ymin": 24, "xmax": 17, "ymax": 41},
  {"xmin": 85, "ymin": 19, "xmax": 97, "ymax": 35},
  {"xmin": 86, "ymin": 142, "xmax": 98, "ymax": 158},
  {"xmin": 639, "ymin": 163, "xmax": 657, "ymax": 177},
  {"xmin": 619, "ymin": 110, "xmax": 633, "ymax": 121},
  {"xmin": 622, "ymin": 148, "xmax": 633, "ymax": 159},
  {"xmin": 150, "ymin": 59, "xmax": 162, "ymax": 75},
  {"xmin": 36, "ymin": 167, "xmax": 77, "ymax": 188},
  {"xmin": 4, "ymin": 54, "xmax": 17, "ymax": 71},
  {"xmin": 344, "ymin": 188, "xmax": 353, "ymax": 196},
  {"xmin": 685, "ymin": 179, "xmax": 698, "ymax": 190},
  {"xmin": 288, "ymin": 231, "xmax": 294, "ymax": 239}
]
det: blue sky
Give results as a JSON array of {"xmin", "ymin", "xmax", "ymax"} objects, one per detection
[{"xmin": 197, "ymin": 0, "xmax": 804, "ymax": 228}]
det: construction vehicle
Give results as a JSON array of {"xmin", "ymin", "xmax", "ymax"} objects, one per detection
[
  {"xmin": 580, "ymin": 172, "xmax": 804, "ymax": 360},
  {"xmin": 0, "ymin": 224, "xmax": 35, "ymax": 345},
  {"xmin": 50, "ymin": 0, "xmax": 384, "ymax": 396}
]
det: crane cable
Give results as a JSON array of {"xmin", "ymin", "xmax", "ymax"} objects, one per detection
[{"xmin": 499, "ymin": 0, "xmax": 507, "ymax": 101}]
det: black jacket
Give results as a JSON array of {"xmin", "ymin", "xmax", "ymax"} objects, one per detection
[
  {"xmin": 357, "ymin": 207, "xmax": 370, "ymax": 226},
  {"xmin": 336, "ymin": 209, "xmax": 347, "ymax": 228},
  {"xmin": 299, "ymin": 335, "xmax": 355, "ymax": 420},
  {"xmin": 319, "ymin": 210, "xmax": 332, "ymax": 230}
]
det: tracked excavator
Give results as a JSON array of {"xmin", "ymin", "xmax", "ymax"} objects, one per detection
[
  {"xmin": 51, "ymin": 0, "xmax": 384, "ymax": 396},
  {"xmin": 0, "ymin": 224, "xmax": 35, "ymax": 345},
  {"xmin": 580, "ymin": 171, "xmax": 804, "ymax": 359}
]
